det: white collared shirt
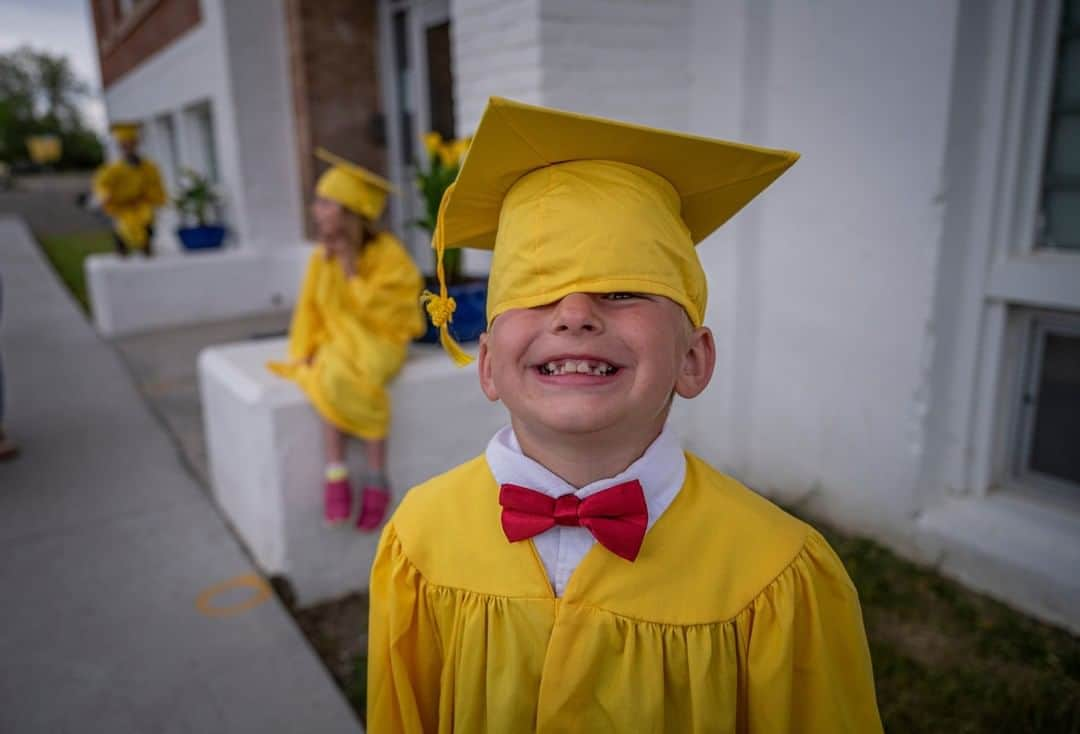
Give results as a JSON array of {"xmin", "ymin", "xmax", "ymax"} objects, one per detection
[{"xmin": 484, "ymin": 423, "xmax": 686, "ymax": 596}]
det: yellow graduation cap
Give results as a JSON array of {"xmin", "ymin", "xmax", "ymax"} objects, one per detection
[
  {"xmin": 314, "ymin": 147, "xmax": 398, "ymax": 221},
  {"xmin": 424, "ymin": 97, "xmax": 800, "ymax": 366},
  {"xmin": 110, "ymin": 121, "xmax": 142, "ymax": 145}
]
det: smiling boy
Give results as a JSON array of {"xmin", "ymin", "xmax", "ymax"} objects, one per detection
[{"xmin": 367, "ymin": 98, "xmax": 882, "ymax": 733}]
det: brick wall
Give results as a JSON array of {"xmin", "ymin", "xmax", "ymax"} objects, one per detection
[
  {"xmin": 285, "ymin": 0, "xmax": 386, "ymax": 234},
  {"xmin": 90, "ymin": 0, "xmax": 202, "ymax": 88}
]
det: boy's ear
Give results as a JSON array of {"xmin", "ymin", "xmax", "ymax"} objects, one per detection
[
  {"xmin": 674, "ymin": 326, "xmax": 716, "ymax": 399},
  {"xmin": 477, "ymin": 331, "xmax": 500, "ymax": 402}
]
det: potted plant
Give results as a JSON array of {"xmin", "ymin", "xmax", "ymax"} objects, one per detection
[
  {"xmin": 174, "ymin": 168, "xmax": 226, "ymax": 251},
  {"xmin": 414, "ymin": 131, "xmax": 486, "ymax": 343}
]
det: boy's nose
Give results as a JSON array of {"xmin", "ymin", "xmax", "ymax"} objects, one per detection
[{"xmin": 550, "ymin": 293, "xmax": 602, "ymax": 334}]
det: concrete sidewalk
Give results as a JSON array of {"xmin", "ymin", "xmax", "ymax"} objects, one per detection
[{"xmin": 0, "ymin": 216, "xmax": 361, "ymax": 731}]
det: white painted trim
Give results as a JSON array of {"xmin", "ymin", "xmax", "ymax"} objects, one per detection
[
  {"xmin": 379, "ymin": 0, "xmax": 456, "ymax": 271},
  {"xmin": 987, "ymin": 256, "xmax": 1080, "ymax": 309},
  {"xmin": 377, "ymin": 0, "xmax": 406, "ymax": 242},
  {"xmin": 379, "ymin": 0, "xmax": 430, "ymax": 265},
  {"xmin": 937, "ymin": 0, "xmax": 1067, "ymax": 499},
  {"xmin": 407, "ymin": 0, "xmax": 433, "ymax": 261},
  {"xmin": 1014, "ymin": 3, "xmax": 1066, "ymax": 254},
  {"xmin": 918, "ymin": 490, "xmax": 1080, "ymax": 634},
  {"xmin": 993, "ymin": 0, "xmax": 1059, "ymax": 261},
  {"xmin": 969, "ymin": 301, "xmax": 1008, "ymax": 496}
]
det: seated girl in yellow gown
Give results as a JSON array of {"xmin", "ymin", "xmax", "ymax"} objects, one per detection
[
  {"xmin": 269, "ymin": 149, "xmax": 424, "ymax": 529},
  {"xmin": 366, "ymin": 99, "xmax": 883, "ymax": 732}
]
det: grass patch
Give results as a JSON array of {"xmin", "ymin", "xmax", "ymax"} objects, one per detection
[
  {"xmin": 292, "ymin": 591, "xmax": 369, "ymax": 725},
  {"xmin": 36, "ymin": 229, "xmax": 114, "ymax": 312},
  {"xmin": 822, "ymin": 529, "xmax": 1080, "ymax": 733}
]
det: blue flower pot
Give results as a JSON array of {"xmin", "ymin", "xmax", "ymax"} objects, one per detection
[
  {"xmin": 417, "ymin": 280, "xmax": 487, "ymax": 344},
  {"xmin": 177, "ymin": 225, "xmax": 227, "ymax": 251}
]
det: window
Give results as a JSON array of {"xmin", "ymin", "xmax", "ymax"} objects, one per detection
[
  {"xmin": 1012, "ymin": 311, "xmax": 1080, "ymax": 496},
  {"xmin": 183, "ymin": 100, "xmax": 219, "ymax": 182},
  {"xmin": 998, "ymin": 1, "xmax": 1080, "ymax": 500},
  {"xmin": 153, "ymin": 113, "xmax": 180, "ymax": 189},
  {"xmin": 1038, "ymin": 0, "xmax": 1080, "ymax": 250}
]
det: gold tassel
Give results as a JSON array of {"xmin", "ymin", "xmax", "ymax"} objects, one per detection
[{"xmin": 421, "ymin": 182, "xmax": 474, "ymax": 366}]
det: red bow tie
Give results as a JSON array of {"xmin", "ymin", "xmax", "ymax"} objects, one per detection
[{"xmin": 499, "ymin": 480, "xmax": 648, "ymax": 562}]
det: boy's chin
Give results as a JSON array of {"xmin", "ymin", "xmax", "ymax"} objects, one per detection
[{"xmin": 525, "ymin": 408, "xmax": 625, "ymax": 438}]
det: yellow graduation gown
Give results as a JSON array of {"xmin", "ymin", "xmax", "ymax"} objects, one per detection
[
  {"xmin": 92, "ymin": 157, "xmax": 167, "ymax": 250},
  {"xmin": 268, "ymin": 234, "xmax": 424, "ymax": 439},
  {"xmin": 368, "ymin": 453, "xmax": 883, "ymax": 733}
]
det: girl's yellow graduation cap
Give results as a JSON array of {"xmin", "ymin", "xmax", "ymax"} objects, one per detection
[
  {"xmin": 314, "ymin": 147, "xmax": 398, "ymax": 221},
  {"xmin": 424, "ymin": 97, "xmax": 799, "ymax": 366},
  {"xmin": 110, "ymin": 122, "xmax": 142, "ymax": 145}
]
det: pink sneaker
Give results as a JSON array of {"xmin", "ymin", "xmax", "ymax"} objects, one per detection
[
  {"xmin": 324, "ymin": 478, "xmax": 352, "ymax": 525},
  {"xmin": 355, "ymin": 486, "xmax": 391, "ymax": 531}
]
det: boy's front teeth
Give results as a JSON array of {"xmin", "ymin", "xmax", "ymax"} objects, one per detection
[{"xmin": 542, "ymin": 360, "xmax": 615, "ymax": 376}]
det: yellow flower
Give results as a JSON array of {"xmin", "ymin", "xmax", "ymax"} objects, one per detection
[
  {"xmin": 423, "ymin": 132, "xmax": 443, "ymax": 157},
  {"xmin": 436, "ymin": 142, "xmax": 456, "ymax": 167}
]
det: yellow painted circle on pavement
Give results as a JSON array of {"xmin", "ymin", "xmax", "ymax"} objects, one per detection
[{"xmin": 196, "ymin": 573, "xmax": 272, "ymax": 618}]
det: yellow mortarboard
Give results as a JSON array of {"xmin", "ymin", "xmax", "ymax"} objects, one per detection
[
  {"xmin": 110, "ymin": 122, "xmax": 141, "ymax": 145},
  {"xmin": 423, "ymin": 97, "xmax": 799, "ymax": 366},
  {"xmin": 314, "ymin": 147, "xmax": 398, "ymax": 221}
]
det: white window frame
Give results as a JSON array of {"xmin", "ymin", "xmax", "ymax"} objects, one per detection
[
  {"xmin": 941, "ymin": 0, "xmax": 1080, "ymax": 503},
  {"xmin": 377, "ymin": 0, "xmax": 452, "ymax": 270},
  {"xmin": 150, "ymin": 112, "xmax": 181, "ymax": 191},
  {"xmin": 1006, "ymin": 309, "xmax": 1080, "ymax": 503},
  {"xmin": 180, "ymin": 99, "xmax": 219, "ymax": 184}
]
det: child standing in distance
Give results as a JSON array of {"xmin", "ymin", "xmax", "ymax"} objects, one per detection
[
  {"xmin": 367, "ymin": 98, "xmax": 883, "ymax": 732},
  {"xmin": 269, "ymin": 149, "xmax": 424, "ymax": 531}
]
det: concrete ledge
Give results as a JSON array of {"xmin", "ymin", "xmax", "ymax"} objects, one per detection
[
  {"xmin": 918, "ymin": 493, "xmax": 1080, "ymax": 634},
  {"xmin": 198, "ymin": 337, "xmax": 507, "ymax": 605},
  {"xmin": 87, "ymin": 246, "xmax": 309, "ymax": 337}
]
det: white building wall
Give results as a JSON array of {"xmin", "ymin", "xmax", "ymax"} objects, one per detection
[
  {"xmin": 450, "ymin": 0, "xmax": 544, "ymax": 133},
  {"xmin": 447, "ymin": 0, "xmax": 968, "ymax": 544},
  {"xmin": 538, "ymin": 0, "xmax": 691, "ymax": 131},
  {"xmin": 219, "ymin": 0, "xmax": 304, "ymax": 249},
  {"xmin": 680, "ymin": 1, "xmax": 961, "ymax": 549},
  {"xmin": 449, "ymin": 0, "xmax": 543, "ymax": 275},
  {"xmin": 102, "ymin": 0, "xmax": 303, "ymax": 253},
  {"xmin": 92, "ymin": 0, "xmax": 309, "ymax": 337}
]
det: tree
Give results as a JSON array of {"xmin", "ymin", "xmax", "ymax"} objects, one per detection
[{"xmin": 0, "ymin": 46, "xmax": 103, "ymax": 169}]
